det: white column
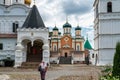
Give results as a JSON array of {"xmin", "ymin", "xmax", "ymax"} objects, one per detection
[
  {"xmin": 42, "ymin": 43, "xmax": 50, "ymax": 64},
  {"xmin": 14, "ymin": 42, "xmax": 24, "ymax": 67},
  {"xmin": 71, "ymin": 53, "xmax": 74, "ymax": 64}
]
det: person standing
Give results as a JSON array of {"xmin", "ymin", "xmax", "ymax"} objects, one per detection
[{"xmin": 38, "ymin": 60, "xmax": 48, "ymax": 80}]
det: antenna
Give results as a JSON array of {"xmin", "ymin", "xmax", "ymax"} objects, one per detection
[{"xmin": 66, "ymin": 15, "xmax": 68, "ymax": 23}]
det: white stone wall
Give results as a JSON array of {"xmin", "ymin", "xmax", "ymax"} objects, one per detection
[
  {"xmin": 14, "ymin": 28, "xmax": 50, "ymax": 67},
  {"xmin": 98, "ymin": 49, "xmax": 114, "ymax": 65},
  {"xmin": 0, "ymin": 0, "xmax": 11, "ymax": 5},
  {"xmin": 94, "ymin": 0, "xmax": 120, "ymax": 65},
  {"xmin": 0, "ymin": 5, "xmax": 30, "ymax": 34},
  {"xmin": 0, "ymin": 38, "xmax": 16, "ymax": 60},
  {"xmin": 0, "ymin": 3, "xmax": 30, "ymax": 64},
  {"xmin": 12, "ymin": 0, "xmax": 24, "ymax": 5},
  {"xmin": 99, "ymin": 0, "xmax": 120, "ymax": 13}
]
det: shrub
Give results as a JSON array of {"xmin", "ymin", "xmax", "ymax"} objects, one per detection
[{"xmin": 112, "ymin": 42, "xmax": 120, "ymax": 78}]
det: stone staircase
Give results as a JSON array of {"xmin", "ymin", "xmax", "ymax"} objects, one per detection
[
  {"xmin": 19, "ymin": 53, "xmax": 42, "ymax": 69},
  {"xmin": 59, "ymin": 56, "xmax": 72, "ymax": 64},
  {"xmin": 19, "ymin": 62, "xmax": 39, "ymax": 69},
  {"xmin": 27, "ymin": 53, "xmax": 42, "ymax": 62}
]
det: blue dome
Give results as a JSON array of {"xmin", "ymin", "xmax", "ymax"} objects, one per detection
[
  {"xmin": 53, "ymin": 26, "xmax": 58, "ymax": 31},
  {"xmin": 75, "ymin": 26, "xmax": 81, "ymax": 30},
  {"xmin": 63, "ymin": 22, "xmax": 71, "ymax": 28}
]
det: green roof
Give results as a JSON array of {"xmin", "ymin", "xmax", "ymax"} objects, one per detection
[
  {"xmin": 49, "ymin": 32, "xmax": 53, "ymax": 37},
  {"xmin": 53, "ymin": 26, "xmax": 58, "ymax": 31},
  {"xmin": 63, "ymin": 22, "xmax": 71, "ymax": 28},
  {"xmin": 58, "ymin": 32, "xmax": 61, "ymax": 35},
  {"xmin": 84, "ymin": 39, "xmax": 92, "ymax": 49},
  {"xmin": 75, "ymin": 26, "xmax": 81, "ymax": 30}
]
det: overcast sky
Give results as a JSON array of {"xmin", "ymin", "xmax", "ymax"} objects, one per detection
[{"xmin": 32, "ymin": 0, "xmax": 95, "ymax": 47}]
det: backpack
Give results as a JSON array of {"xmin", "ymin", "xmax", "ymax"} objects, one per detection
[{"xmin": 38, "ymin": 66, "xmax": 42, "ymax": 71}]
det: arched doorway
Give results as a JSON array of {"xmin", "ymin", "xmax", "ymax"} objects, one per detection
[
  {"xmin": 27, "ymin": 39, "xmax": 43, "ymax": 62},
  {"xmin": 65, "ymin": 52, "xmax": 68, "ymax": 57},
  {"xmin": 22, "ymin": 39, "xmax": 43, "ymax": 62}
]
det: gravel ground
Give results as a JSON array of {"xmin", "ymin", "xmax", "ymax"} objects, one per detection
[{"xmin": 0, "ymin": 64, "xmax": 101, "ymax": 80}]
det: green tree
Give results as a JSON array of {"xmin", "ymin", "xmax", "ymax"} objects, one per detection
[{"xmin": 112, "ymin": 42, "xmax": 120, "ymax": 78}]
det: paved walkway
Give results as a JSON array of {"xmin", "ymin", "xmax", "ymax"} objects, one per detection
[{"xmin": 0, "ymin": 64, "xmax": 101, "ymax": 80}]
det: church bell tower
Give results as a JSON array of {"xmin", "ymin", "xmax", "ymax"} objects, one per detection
[{"xmin": 94, "ymin": 0, "xmax": 120, "ymax": 65}]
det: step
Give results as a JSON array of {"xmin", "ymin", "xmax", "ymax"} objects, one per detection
[{"xmin": 20, "ymin": 62, "xmax": 40, "ymax": 69}]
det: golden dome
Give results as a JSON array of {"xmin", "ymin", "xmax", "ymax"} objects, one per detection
[{"xmin": 25, "ymin": 0, "xmax": 31, "ymax": 5}]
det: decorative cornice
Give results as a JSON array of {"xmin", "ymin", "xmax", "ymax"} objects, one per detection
[
  {"xmin": 17, "ymin": 28, "xmax": 49, "ymax": 32},
  {"xmin": 0, "ymin": 34, "xmax": 17, "ymax": 38}
]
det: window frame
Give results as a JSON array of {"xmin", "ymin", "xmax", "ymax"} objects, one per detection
[
  {"xmin": 0, "ymin": 43, "xmax": 3, "ymax": 50},
  {"xmin": 12, "ymin": 21, "xmax": 19, "ymax": 33},
  {"xmin": 107, "ymin": 2, "xmax": 112, "ymax": 13}
]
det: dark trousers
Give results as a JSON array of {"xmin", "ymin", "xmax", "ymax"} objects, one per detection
[{"xmin": 40, "ymin": 70, "xmax": 46, "ymax": 80}]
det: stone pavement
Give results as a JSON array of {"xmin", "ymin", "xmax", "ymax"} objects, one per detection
[{"xmin": 0, "ymin": 64, "xmax": 101, "ymax": 80}]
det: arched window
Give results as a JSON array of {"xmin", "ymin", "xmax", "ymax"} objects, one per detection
[
  {"xmin": 13, "ymin": 21, "xmax": 19, "ymax": 33},
  {"xmin": 92, "ymin": 54, "xmax": 94, "ymax": 58},
  {"xmin": 54, "ymin": 45, "xmax": 57, "ymax": 51},
  {"xmin": 3, "ymin": 0, "xmax": 5, "ymax": 4},
  {"xmin": 107, "ymin": 2, "xmax": 112, "ymax": 12},
  {"xmin": 66, "ymin": 28, "xmax": 68, "ymax": 33},
  {"xmin": 0, "ymin": 43, "xmax": 3, "ymax": 50},
  {"xmin": 16, "ymin": 0, "xmax": 18, "ymax": 2},
  {"xmin": 77, "ymin": 45, "xmax": 80, "ymax": 51}
]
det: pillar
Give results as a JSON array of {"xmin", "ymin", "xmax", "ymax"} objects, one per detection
[
  {"xmin": 14, "ymin": 42, "xmax": 24, "ymax": 67},
  {"xmin": 42, "ymin": 43, "xmax": 50, "ymax": 64}
]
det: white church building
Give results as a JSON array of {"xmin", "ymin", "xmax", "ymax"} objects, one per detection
[
  {"xmin": 0, "ymin": 0, "xmax": 50, "ymax": 67},
  {"xmin": 94, "ymin": 0, "xmax": 120, "ymax": 65}
]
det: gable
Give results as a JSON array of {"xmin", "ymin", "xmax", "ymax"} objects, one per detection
[{"xmin": 61, "ymin": 35, "xmax": 72, "ymax": 48}]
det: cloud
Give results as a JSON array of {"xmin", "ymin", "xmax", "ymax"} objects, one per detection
[
  {"xmin": 34, "ymin": 0, "xmax": 94, "ymax": 29},
  {"xmin": 61, "ymin": 0, "xmax": 94, "ymax": 15}
]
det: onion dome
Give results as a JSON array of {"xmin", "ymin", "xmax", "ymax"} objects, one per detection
[
  {"xmin": 53, "ymin": 26, "xmax": 58, "ymax": 31},
  {"xmin": 58, "ymin": 32, "xmax": 61, "ymax": 35},
  {"xmin": 63, "ymin": 22, "xmax": 71, "ymax": 28},
  {"xmin": 25, "ymin": 0, "xmax": 31, "ymax": 5},
  {"xmin": 75, "ymin": 25, "xmax": 81, "ymax": 30}
]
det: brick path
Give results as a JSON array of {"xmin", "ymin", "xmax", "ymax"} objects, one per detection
[{"xmin": 0, "ymin": 64, "xmax": 101, "ymax": 80}]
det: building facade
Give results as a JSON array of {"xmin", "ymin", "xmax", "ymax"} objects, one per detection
[
  {"xmin": 0, "ymin": 0, "xmax": 49, "ymax": 67},
  {"xmin": 0, "ymin": 0, "xmax": 93, "ymax": 67},
  {"xmin": 49, "ymin": 22, "xmax": 86, "ymax": 64},
  {"xmin": 93, "ymin": 0, "xmax": 120, "ymax": 65}
]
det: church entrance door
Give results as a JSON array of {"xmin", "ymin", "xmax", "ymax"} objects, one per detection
[
  {"xmin": 65, "ymin": 52, "xmax": 68, "ymax": 57},
  {"xmin": 26, "ymin": 39, "xmax": 43, "ymax": 62}
]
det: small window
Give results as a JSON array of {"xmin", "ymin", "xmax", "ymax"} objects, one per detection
[
  {"xmin": 3, "ymin": 0, "xmax": 5, "ymax": 4},
  {"xmin": 107, "ymin": 2, "xmax": 112, "ymax": 12},
  {"xmin": 13, "ymin": 21, "xmax": 19, "ymax": 33},
  {"xmin": 77, "ymin": 45, "xmax": 80, "ymax": 51},
  {"xmin": 92, "ymin": 54, "xmax": 94, "ymax": 58},
  {"xmin": 54, "ymin": 45, "xmax": 57, "ymax": 51},
  {"xmin": 0, "ymin": 43, "xmax": 3, "ymax": 50},
  {"xmin": 16, "ymin": 0, "xmax": 18, "ymax": 2}
]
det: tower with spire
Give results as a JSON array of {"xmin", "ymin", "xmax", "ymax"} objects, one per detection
[
  {"xmin": 94, "ymin": 0, "xmax": 120, "ymax": 65},
  {"xmin": 52, "ymin": 25, "xmax": 59, "ymax": 37},
  {"xmin": 75, "ymin": 24, "xmax": 81, "ymax": 38},
  {"xmin": 15, "ymin": 4, "xmax": 49, "ymax": 67},
  {"xmin": 63, "ymin": 17, "xmax": 72, "ymax": 36}
]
